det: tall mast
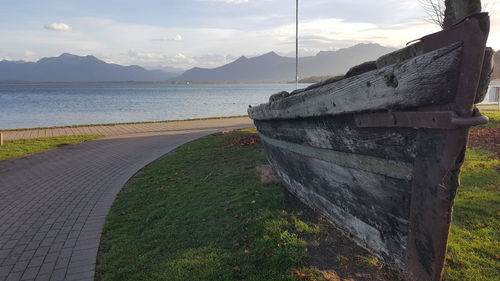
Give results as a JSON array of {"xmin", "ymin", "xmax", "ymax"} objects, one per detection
[{"xmin": 295, "ymin": 0, "xmax": 299, "ymax": 89}]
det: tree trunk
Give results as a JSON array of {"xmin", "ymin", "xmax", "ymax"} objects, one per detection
[{"xmin": 444, "ymin": 0, "xmax": 482, "ymax": 28}]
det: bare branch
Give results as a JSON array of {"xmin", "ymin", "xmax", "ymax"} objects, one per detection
[{"xmin": 419, "ymin": 0, "xmax": 446, "ymax": 28}]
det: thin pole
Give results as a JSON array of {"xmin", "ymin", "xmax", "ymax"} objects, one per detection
[
  {"xmin": 295, "ymin": 0, "xmax": 299, "ymax": 89},
  {"xmin": 0, "ymin": 132, "xmax": 3, "ymax": 146}
]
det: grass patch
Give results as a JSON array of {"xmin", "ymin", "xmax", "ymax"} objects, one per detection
[
  {"xmin": 96, "ymin": 130, "xmax": 322, "ymax": 281},
  {"xmin": 444, "ymin": 148, "xmax": 500, "ymax": 281},
  {"xmin": 0, "ymin": 135, "xmax": 101, "ymax": 161},
  {"xmin": 476, "ymin": 110, "xmax": 500, "ymax": 129},
  {"xmin": 97, "ymin": 129, "xmax": 498, "ymax": 281}
]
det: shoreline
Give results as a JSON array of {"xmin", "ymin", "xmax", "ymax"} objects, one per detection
[
  {"xmin": 0, "ymin": 81, "xmax": 306, "ymax": 86},
  {"xmin": 0, "ymin": 115, "xmax": 249, "ymax": 132}
]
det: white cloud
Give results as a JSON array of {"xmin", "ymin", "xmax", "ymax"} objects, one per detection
[
  {"xmin": 128, "ymin": 50, "xmax": 166, "ymax": 60},
  {"xmin": 44, "ymin": 23, "xmax": 72, "ymax": 32},
  {"xmin": 270, "ymin": 17, "xmax": 439, "ymax": 54},
  {"xmin": 102, "ymin": 58, "xmax": 117, "ymax": 64},
  {"xmin": 24, "ymin": 50, "xmax": 36, "ymax": 58},
  {"xmin": 126, "ymin": 49, "xmax": 197, "ymax": 68},
  {"xmin": 152, "ymin": 34, "xmax": 183, "ymax": 42},
  {"xmin": 175, "ymin": 53, "xmax": 186, "ymax": 59},
  {"xmin": 192, "ymin": 54, "xmax": 237, "ymax": 67}
]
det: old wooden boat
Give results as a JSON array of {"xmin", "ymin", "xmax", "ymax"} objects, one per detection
[{"xmin": 248, "ymin": 13, "xmax": 491, "ymax": 281}]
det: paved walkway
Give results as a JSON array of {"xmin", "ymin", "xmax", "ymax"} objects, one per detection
[
  {"xmin": 1, "ymin": 117, "xmax": 251, "ymax": 141},
  {"xmin": 0, "ymin": 117, "xmax": 253, "ymax": 281}
]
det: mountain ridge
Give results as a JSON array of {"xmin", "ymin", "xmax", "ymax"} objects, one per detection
[
  {"xmin": 0, "ymin": 53, "xmax": 177, "ymax": 82},
  {"xmin": 5, "ymin": 44, "xmax": 494, "ymax": 83},
  {"xmin": 175, "ymin": 43, "xmax": 397, "ymax": 82}
]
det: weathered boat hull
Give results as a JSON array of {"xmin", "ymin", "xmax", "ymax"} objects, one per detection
[{"xmin": 248, "ymin": 13, "xmax": 490, "ymax": 281}]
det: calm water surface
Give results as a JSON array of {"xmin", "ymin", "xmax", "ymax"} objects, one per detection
[{"xmin": 0, "ymin": 83, "xmax": 307, "ymax": 129}]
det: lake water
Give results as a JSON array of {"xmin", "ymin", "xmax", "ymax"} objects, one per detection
[{"xmin": 0, "ymin": 83, "xmax": 308, "ymax": 129}]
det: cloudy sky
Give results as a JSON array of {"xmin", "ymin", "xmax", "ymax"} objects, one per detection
[{"xmin": 0, "ymin": 0, "xmax": 498, "ymax": 71}]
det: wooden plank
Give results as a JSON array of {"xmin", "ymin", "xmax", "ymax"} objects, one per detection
[
  {"xmin": 419, "ymin": 14, "xmax": 489, "ymax": 117},
  {"xmin": 248, "ymin": 43, "xmax": 462, "ymax": 121},
  {"xmin": 255, "ymin": 115, "xmax": 417, "ymax": 163},
  {"xmin": 404, "ymin": 129, "xmax": 468, "ymax": 281},
  {"xmin": 264, "ymin": 143, "xmax": 412, "ymax": 266},
  {"xmin": 260, "ymin": 134, "xmax": 413, "ymax": 180},
  {"xmin": 405, "ymin": 14, "xmax": 490, "ymax": 281},
  {"xmin": 376, "ymin": 42, "xmax": 424, "ymax": 69}
]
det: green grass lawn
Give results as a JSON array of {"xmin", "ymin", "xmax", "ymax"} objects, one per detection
[
  {"xmin": 477, "ymin": 110, "xmax": 500, "ymax": 129},
  {"xmin": 0, "ymin": 135, "xmax": 101, "ymax": 161},
  {"xmin": 441, "ymin": 107, "xmax": 500, "ymax": 281},
  {"xmin": 96, "ymin": 129, "xmax": 326, "ymax": 281},
  {"xmin": 97, "ymin": 119, "xmax": 499, "ymax": 281},
  {"xmin": 444, "ymin": 149, "xmax": 500, "ymax": 281}
]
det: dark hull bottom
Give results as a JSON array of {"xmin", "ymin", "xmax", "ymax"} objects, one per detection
[{"xmin": 257, "ymin": 115, "xmax": 416, "ymax": 267}]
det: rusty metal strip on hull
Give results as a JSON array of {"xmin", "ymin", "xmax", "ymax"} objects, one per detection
[{"xmin": 354, "ymin": 110, "xmax": 489, "ymax": 129}]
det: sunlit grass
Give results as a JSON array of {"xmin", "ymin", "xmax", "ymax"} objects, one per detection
[
  {"xmin": 96, "ymin": 130, "xmax": 320, "ymax": 281},
  {"xmin": 476, "ymin": 110, "xmax": 500, "ymax": 129},
  {"xmin": 444, "ymin": 149, "xmax": 500, "ymax": 281},
  {"xmin": 0, "ymin": 135, "xmax": 101, "ymax": 161},
  {"xmin": 97, "ymin": 129, "xmax": 498, "ymax": 281}
]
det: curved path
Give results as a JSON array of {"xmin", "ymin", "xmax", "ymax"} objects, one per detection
[{"xmin": 0, "ymin": 117, "xmax": 252, "ymax": 281}]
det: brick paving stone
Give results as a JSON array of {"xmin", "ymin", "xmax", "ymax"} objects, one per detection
[
  {"xmin": 33, "ymin": 275, "xmax": 50, "ymax": 281},
  {"xmin": 0, "ymin": 117, "xmax": 252, "ymax": 280},
  {"xmin": 42, "ymin": 254, "xmax": 58, "ymax": 264},
  {"xmin": 33, "ymin": 247, "xmax": 49, "ymax": 258},
  {"xmin": 0, "ymin": 266, "xmax": 13, "ymax": 277},
  {"xmin": 3, "ymin": 257, "xmax": 19, "ymax": 266},
  {"xmin": 27, "ymin": 257, "xmax": 44, "ymax": 268},
  {"xmin": 2, "ymin": 241, "xmax": 17, "ymax": 250},
  {"xmin": 20, "ymin": 266, "xmax": 39, "ymax": 280},
  {"xmin": 5, "ymin": 272, "xmax": 22, "ymax": 281},
  {"xmin": 49, "ymin": 269, "xmax": 66, "ymax": 281},
  {"xmin": 48, "ymin": 243, "xmax": 64, "ymax": 254},
  {"xmin": 65, "ymin": 271, "xmax": 94, "ymax": 281},
  {"xmin": 10, "ymin": 261, "xmax": 29, "ymax": 273},
  {"xmin": 37, "ymin": 263, "xmax": 55, "ymax": 276},
  {"xmin": 0, "ymin": 251, "xmax": 10, "ymax": 260},
  {"xmin": 24, "ymin": 242, "xmax": 40, "ymax": 252},
  {"xmin": 54, "ymin": 258, "xmax": 70, "ymax": 270},
  {"xmin": 18, "ymin": 251, "xmax": 35, "ymax": 262},
  {"xmin": 39, "ymin": 239, "xmax": 53, "ymax": 248},
  {"xmin": 16, "ymin": 238, "xmax": 30, "ymax": 246}
]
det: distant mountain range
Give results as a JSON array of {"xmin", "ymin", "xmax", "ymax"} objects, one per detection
[
  {"xmin": 1, "ymin": 45, "xmax": 498, "ymax": 83},
  {"xmin": 0, "ymin": 53, "xmax": 177, "ymax": 82},
  {"xmin": 176, "ymin": 44, "xmax": 396, "ymax": 82}
]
